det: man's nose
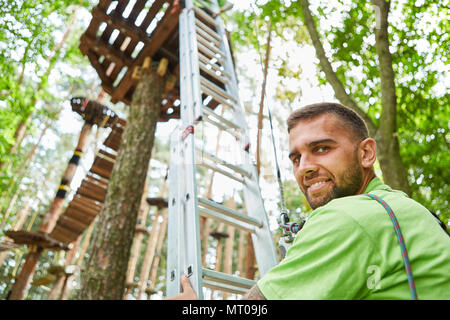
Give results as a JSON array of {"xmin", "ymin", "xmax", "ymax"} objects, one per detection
[{"xmin": 297, "ymin": 155, "xmax": 318, "ymax": 177}]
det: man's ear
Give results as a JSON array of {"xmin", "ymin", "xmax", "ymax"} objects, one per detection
[{"xmin": 358, "ymin": 138, "xmax": 377, "ymax": 169}]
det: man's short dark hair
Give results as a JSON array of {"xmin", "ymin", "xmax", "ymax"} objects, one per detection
[{"xmin": 287, "ymin": 102, "xmax": 369, "ymax": 141}]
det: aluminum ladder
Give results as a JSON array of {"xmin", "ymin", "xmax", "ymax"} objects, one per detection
[{"xmin": 166, "ymin": 0, "xmax": 278, "ymax": 299}]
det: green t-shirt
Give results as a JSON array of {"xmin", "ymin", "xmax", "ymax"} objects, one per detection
[{"xmin": 258, "ymin": 177, "xmax": 450, "ymax": 299}]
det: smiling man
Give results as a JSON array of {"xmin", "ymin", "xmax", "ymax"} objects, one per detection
[{"xmin": 168, "ymin": 102, "xmax": 450, "ymax": 300}]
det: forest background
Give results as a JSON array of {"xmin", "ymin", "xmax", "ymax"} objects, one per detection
[{"xmin": 0, "ymin": 0, "xmax": 448, "ymax": 299}]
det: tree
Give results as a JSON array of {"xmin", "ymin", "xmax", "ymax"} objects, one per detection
[
  {"xmin": 230, "ymin": 0, "xmax": 449, "ymax": 224},
  {"xmin": 77, "ymin": 66, "xmax": 165, "ymax": 300}
]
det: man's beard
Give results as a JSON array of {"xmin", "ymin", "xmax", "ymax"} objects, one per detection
[{"xmin": 307, "ymin": 152, "xmax": 363, "ymax": 210}]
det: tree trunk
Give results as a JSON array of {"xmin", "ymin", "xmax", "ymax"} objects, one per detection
[
  {"xmin": 8, "ymin": 247, "xmax": 43, "ymax": 300},
  {"xmin": 123, "ymin": 180, "xmax": 150, "ymax": 299},
  {"xmin": 371, "ymin": 0, "xmax": 411, "ymax": 195},
  {"xmin": 298, "ymin": 0, "xmax": 376, "ymax": 135},
  {"xmin": 256, "ymin": 24, "xmax": 272, "ymax": 176},
  {"xmin": 77, "ymin": 69, "xmax": 163, "ymax": 300}
]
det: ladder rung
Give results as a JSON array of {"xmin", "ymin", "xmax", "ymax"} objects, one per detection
[
  {"xmin": 202, "ymin": 268, "xmax": 255, "ymax": 290},
  {"xmin": 201, "ymin": 113, "xmax": 233, "ymax": 131},
  {"xmin": 198, "ymin": 206, "xmax": 255, "ymax": 233},
  {"xmin": 200, "ymin": 76, "xmax": 237, "ymax": 104},
  {"xmin": 197, "ymin": 34, "xmax": 226, "ymax": 58},
  {"xmin": 198, "ymin": 53, "xmax": 230, "ymax": 79},
  {"xmin": 199, "ymin": 60, "xmax": 229, "ymax": 85},
  {"xmin": 195, "ymin": 145, "xmax": 250, "ymax": 177},
  {"xmin": 197, "ymin": 161, "xmax": 245, "ymax": 184},
  {"xmin": 201, "ymin": 86, "xmax": 235, "ymax": 109},
  {"xmin": 202, "ymin": 105, "xmax": 240, "ymax": 130},
  {"xmin": 196, "ymin": 25, "xmax": 221, "ymax": 48},
  {"xmin": 198, "ymin": 197, "xmax": 263, "ymax": 228},
  {"xmin": 203, "ymin": 279, "xmax": 248, "ymax": 295},
  {"xmin": 200, "ymin": 114, "xmax": 242, "ymax": 140},
  {"xmin": 193, "ymin": 7, "xmax": 217, "ymax": 28},
  {"xmin": 197, "ymin": 42, "xmax": 224, "ymax": 64},
  {"xmin": 195, "ymin": 18, "xmax": 221, "ymax": 42}
]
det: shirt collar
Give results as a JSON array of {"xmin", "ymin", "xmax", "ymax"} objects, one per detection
[{"xmin": 363, "ymin": 176, "xmax": 392, "ymax": 193}]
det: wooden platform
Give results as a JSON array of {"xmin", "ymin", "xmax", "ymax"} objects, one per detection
[
  {"xmin": 0, "ymin": 239, "xmax": 21, "ymax": 252},
  {"xmin": 79, "ymin": 0, "xmax": 182, "ymax": 115},
  {"xmin": 4, "ymin": 231, "xmax": 71, "ymax": 251},
  {"xmin": 79, "ymin": 0, "xmax": 228, "ymax": 119}
]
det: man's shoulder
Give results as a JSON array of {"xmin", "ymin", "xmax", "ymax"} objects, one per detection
[{"xmin": 308, "ymin": 186, "xmax": 427, "ymax": 231}]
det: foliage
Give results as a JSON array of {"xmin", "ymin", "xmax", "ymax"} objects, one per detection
[{"xmin": 228, "ymin": 0, "xmax": 449, "ymax": 225}]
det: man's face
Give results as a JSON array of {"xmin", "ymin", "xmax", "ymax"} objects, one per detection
[{"xmin": 288, "ymin": 114, "xmax": 364, "ymax": 209}]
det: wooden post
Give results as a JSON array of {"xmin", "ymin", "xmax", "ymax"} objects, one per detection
[
  {"xmin": 209, "ymin": 222, "xmax": 226, "ymax": 298},
  {"xmin": 237, "ymin": 230, "xmax": 246, "ymax": 276},
  {"xmin": 245, "ymin": 234, "xmax": 257, "ymax": 280},
  {"xmin": 145, "ymin": 207, "xmax": 168, "ymax": 298},
  {"xmin": 123, "ymin": 180, "xmax": 150, "ymax": 299},
  {"xmin": 136, "ymin": 209, "xmax": 162, "ymax": 299},
  {"xmin": 46, "ymin": 236, "xmax": 81, "ymax": 300},
  {"xmin": 58, "ymin": 221, "xmax": 96, "ymax": 300},
  {"xmin": 8, "ymin": 122, "xmax": 93, "ymax": 300}
]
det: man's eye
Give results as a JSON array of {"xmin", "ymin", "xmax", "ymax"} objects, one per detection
[
  {"xmin": 292, "ymin": 156, "xmax": 300, "ymax": 165},
  {"xmin": 316, "ymin": 146, "xmax": 329, "ymax": 153}
]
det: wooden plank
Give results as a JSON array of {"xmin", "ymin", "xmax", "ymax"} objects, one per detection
[
  {"xmin": 81, "ymin": 34, "xmax": 134, "ymax": 67},
  {"xmin": 90, "ymin": 166, "xmax": 112, "ymax": 179},
  {"xmin": 71, "ymin": 196, "xmax": 102, "ymax": 216},
  {"xmin": 111, "ymin": 1, "xmax": 181, "ymax": 103},
  {"xmin": 82, "ymin": 176, "xmax": 109, "ymax": 191},
  {"xmin": 64, "ymin": 207, "xmax": 96, "ymax": 225},
  {"xmin": 77, "ymin": 186, "xmax": 106, "ymax": 203},
  {"xmin": 56, "ymin": 214, "xmax": 88, "ymax": 234},
  {"xmin": 5, "ymin": 231, "xmax": 69, "ymax": 250},
  {"xmin": 78, "ymin": 183, "xmax": 106, "ymax": 201},
  {"xmin": 98, "ymin": 149, "xmax": 117, "ymax": 160},
  {"xmin": 93, "ymin": 155, "xmax": 114, "ymax": 170},
  {"xmin": 84, "ymin": 52, "xmax": 115, "ymax": 94},
  {"xmin": 138, "ymin": 0, "xmax": 167, "ymax": 34},
  {"xmin": 103, "ymin": 126, "xmax": 124, "ymax": 151},
  {"xmin": 86, "ymin": 172, "xmax": 109, "ymax": 187},
  {"xmin": 49, "ymin": 227, "xmax": 78, "ymax": 244},
  {"xmin": 100, "ymin": 0, "xmax": 131, "ymax": 44},
  {"xmin": 91, "ymin": 3, "xmax": 149, "ymax": 43}
]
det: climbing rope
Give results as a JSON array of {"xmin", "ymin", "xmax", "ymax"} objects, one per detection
[{"xmin": 364, "ymin": 193, "xmax": 418, "ymax": 300}]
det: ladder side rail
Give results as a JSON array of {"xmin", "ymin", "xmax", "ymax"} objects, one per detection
[
  {"xmin": 211, "ymin": 0, "xmax": 279, "ymax": 275},
  {"xmin": 186, "ymin": 7, "xmax": 204, "ymax": 122},
  {"xmin": 179, "ymin": 131, "xmax": 204, "ymax": 299},
  {"xmin": 167, "ymin": 10, "xmax": 204, "ymax": 299},
  {"xmin": 180, "ymin": 8, "xmax": 205, "ymax": 299},
  {"xmin": 166, "ymin": 129, "xmax": 182, "ymax": 297},
  {"xmin": 210, "ymin": 1, "xmax": 247, "ymax": 131},
  {"xmin": 242, "ymin": 166, "xmax": 280, "ymax": 275}
]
